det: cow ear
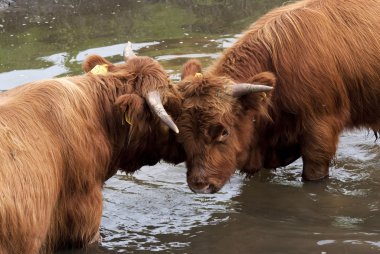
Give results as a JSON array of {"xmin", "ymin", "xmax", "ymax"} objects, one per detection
[
  {"xmin": 249, "ymin": 71, "xmax": 276, "ymax": 88},
  {"xmin": 83, "ymin": 55, "xmax": 114, "ymax": 73},
  {"xmin": 115, "ymin": 94, "xmax": 147, "ymax": 126},
  {"xmin": 181, "ymin": 59, "xmax": 202, "ymax": 80},
  {"xmin": 236, "ymin": 71, "xmax": 276, "ymax": 111}
]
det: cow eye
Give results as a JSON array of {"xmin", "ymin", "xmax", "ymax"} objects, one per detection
[
  {"xmin": 208, "ymin": 124, "xmax": 229, "ymax": 142},
  {"xmin": 217, "ymin": 129, "xmax": 230, "ymax": 142},
  {"xmin": 221, "ymin": 129, "xmax": 229, "ymax": 137},
  {"xmin": 216, "ymin": 128, "xmax": 229, "ymax": 143}
]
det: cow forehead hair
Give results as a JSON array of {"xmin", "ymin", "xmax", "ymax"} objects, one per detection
[
  {"xmin": 178, "ymin": 75, "xmax": 237, "ymax": 124},
  {"xmin": 179, "ymin": 104, "xmax": 236, "ymax": 137},
  {"xmin": 179, "ymin": 74, "xmax": 232, "ymax": 95},
  {"xmin": 181, "ymin": 97, "xmax": 237, "ymax": 130},
  {"xmin": 180, "ymin": 74, "xmax": 236, "ymax": 101},
  {"xmin": 183, "ymin": 94, "xmax": 234, "ymax": 115}
]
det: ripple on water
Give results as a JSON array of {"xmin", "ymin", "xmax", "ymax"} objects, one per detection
[
  {"xmin": 332, "ymin": 216, "xmax": 364, "ymax": 230},
  {"xmin": 263, "ymin": 130, "xmax": 379, "ymax": 199},
  {"xmin": 327, "ymin": 131, "xmax": 379, "ymax": 197},
  {"xmin": 344, "ymin": 240, "xmax": 380, "ymax": 248},
  {"xmin": 100, "ymin": 163, "xmax": 245, "ymax": 251}
]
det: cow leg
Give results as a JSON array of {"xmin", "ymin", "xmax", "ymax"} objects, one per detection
[
  {"xmin": 72, "ymin": 187, "xmax": 103, "ymax": 247},
  {"xmin": 0, "ymin": 212, "xmax": 49, "ymax": 254},
  {"xmin": 302, "ymin": 156, "xmax": 330, "ymax": 181},
  {"xmin": 301, "ymin": 117, "xmax": 342, "ymax": 181},
  {"xmin": 0, "ymin": 236, "xmax": 43, "ymax": 254},
  {"xmin": 263, "ymin": 143, "xmax": 301, "ymax": 169},
  {"xmin": 57, "ymin": 185, "xmax": 103, "ymax": 248},
  {"xmin": 89, "ymin": 230, "xmax": 102, "ymax": 244}
]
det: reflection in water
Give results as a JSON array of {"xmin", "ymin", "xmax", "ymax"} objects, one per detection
[
  {"xmin": 1, "ymin": 1, "xmax": 379, "ymax": 254},
  {"xmin": 100, "ymin": 164, "xmax": 243, "ymax": 252}
]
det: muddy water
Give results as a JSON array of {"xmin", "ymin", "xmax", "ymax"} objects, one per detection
[{"xmin": 1, "ymin": 1, "xmax": 379, "ymax": 253}]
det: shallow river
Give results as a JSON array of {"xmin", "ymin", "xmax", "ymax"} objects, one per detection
[{"xmin": 1, "ymin": 1, "xmax": 379, "ymax": 253}]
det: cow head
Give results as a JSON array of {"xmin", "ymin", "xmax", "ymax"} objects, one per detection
[
  {"xmin": 83, "ymin": 43, "xmax": 185, "ymax": 174},
  {"xmin": 176, "ymin": 59, "xmax": 275, "ymax": 193}
]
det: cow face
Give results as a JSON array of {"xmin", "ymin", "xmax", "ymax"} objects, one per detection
[
  {"xmin": 82, "ymin": 44, "xmax": 185, "ymax": 173},
  {"xmin": 176, "ymin": 60, "xmax": 274, "ymax": 193}
]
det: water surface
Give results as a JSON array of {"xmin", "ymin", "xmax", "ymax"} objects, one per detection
[{"xmin": 1, "ymin": 1, "xmax": 379, "ymax": 253}]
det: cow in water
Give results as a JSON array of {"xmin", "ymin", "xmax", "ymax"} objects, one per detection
[
  {"xmin": 0, "ymin": 43, "xmax": 184, "ymax": 254},
  {"xmin": 175, "ymin": 0, "xmax": 380, "ymax": 194}
]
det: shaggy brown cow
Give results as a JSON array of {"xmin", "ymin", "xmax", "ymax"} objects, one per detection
[
  {"xmin": 0, "ymin": 44, "xmax": 184, "ymax": 253},
  {"xmin": 176, "ymin": 0, "xmax": 380, "ymax": 193}
]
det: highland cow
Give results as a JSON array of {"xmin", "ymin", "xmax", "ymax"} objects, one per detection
[
  {"xmin": 0, "ymin": 43, "xmax": 184, "ymax": 253},
  {"xmin": 176, "ymin": 0, "xmax": 380, "ymax": 193}
]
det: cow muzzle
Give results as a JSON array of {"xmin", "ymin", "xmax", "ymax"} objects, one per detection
[{"xmin": 187, "ymin": 179, "xmax": 221, "ymax": 194}]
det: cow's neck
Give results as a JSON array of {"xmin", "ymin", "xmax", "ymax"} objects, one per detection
[
  {"xmin": 233, "ymin": 110, "xmax": 265, "ymax": 174},
  {"xmin": 90, "ymin": 76, "xmax": 130, "ymax": 181}
]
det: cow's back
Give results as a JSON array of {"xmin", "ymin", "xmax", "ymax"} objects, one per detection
[
  {"xmin": 0, "ymin": 82, "xmax": 64, "ymax": 252},
  {"xmin": 265, "ymin": 0, "xmax": 380, "ymax": 127},
  {"xmin": 217, "ymin": 0, "xmax": 380, "ymax": 129},
  {"xmin": 0, "ymin": 78, "xmax": 111, "ymax": 252}
]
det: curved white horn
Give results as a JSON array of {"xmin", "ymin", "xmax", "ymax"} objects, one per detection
[
  {"xmin": 230, "ymin": 83, "xmax": 273, "ymax": 97},
  {"xmin": 123, "ymin": 41, "xmax": 137, "ymax": 62},
  {"xmin": 146, "ymin": 90, "xmax": 179, "ymax": 134}
]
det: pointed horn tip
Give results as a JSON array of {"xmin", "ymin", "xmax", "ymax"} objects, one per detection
[
  {"xmin": 164, "ymin": 117, "xmax": 180, "ymax": 134},
  {"xmin": 264, "ymin": 86, "xmax": 274, "ymax": 91},
  {"xmin": 163, "ymin": 117, "xmax": 179, "ymax": 134},
  {"xmin": 146, "ymin": 90, "xmax": 179, "ymax": 134},
  {"xmin": 251, "ymin": 83, "xmax": 273, "ymax": 90},
  {"xmin": 247, "ymin": 84, "xmax": 274, "ymax": 92}
]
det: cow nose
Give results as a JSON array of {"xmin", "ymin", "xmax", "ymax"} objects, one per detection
[{"xmin": 188, "ymin": 182, "xmax": 218, "ymax": 194}]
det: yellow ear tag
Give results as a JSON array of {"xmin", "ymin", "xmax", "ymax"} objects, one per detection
[
  {"xmin": 124, "ymin": 111, "xmax": 133, "ymax": 126},
  {"xmin": 260, "ymin": 92, "xmax": 267, "ymax": 101},
  {"xmin": 194, "ymin": 72, "xmax": 203, "ymax": 79},
  {"xmin": 90, "ymin": 64, "xmax": 108, "ymax": 75}
]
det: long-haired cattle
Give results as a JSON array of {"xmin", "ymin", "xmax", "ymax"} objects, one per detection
[
  {"xmin": 0, "ymin": 44, "xmax": 183, "ymax": 253},
  {"xmin": 176, "ymin": 0, "xmax": 380, "ymax": 193}
]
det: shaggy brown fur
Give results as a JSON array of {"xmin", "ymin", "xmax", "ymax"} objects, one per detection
[
  {"xmin": 177, "ymin": 0, "xmax": 380, "ymax": 193},
  {"xmin": 0, "ymin": 54, "xmax": 183, "ymax": 253}
]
